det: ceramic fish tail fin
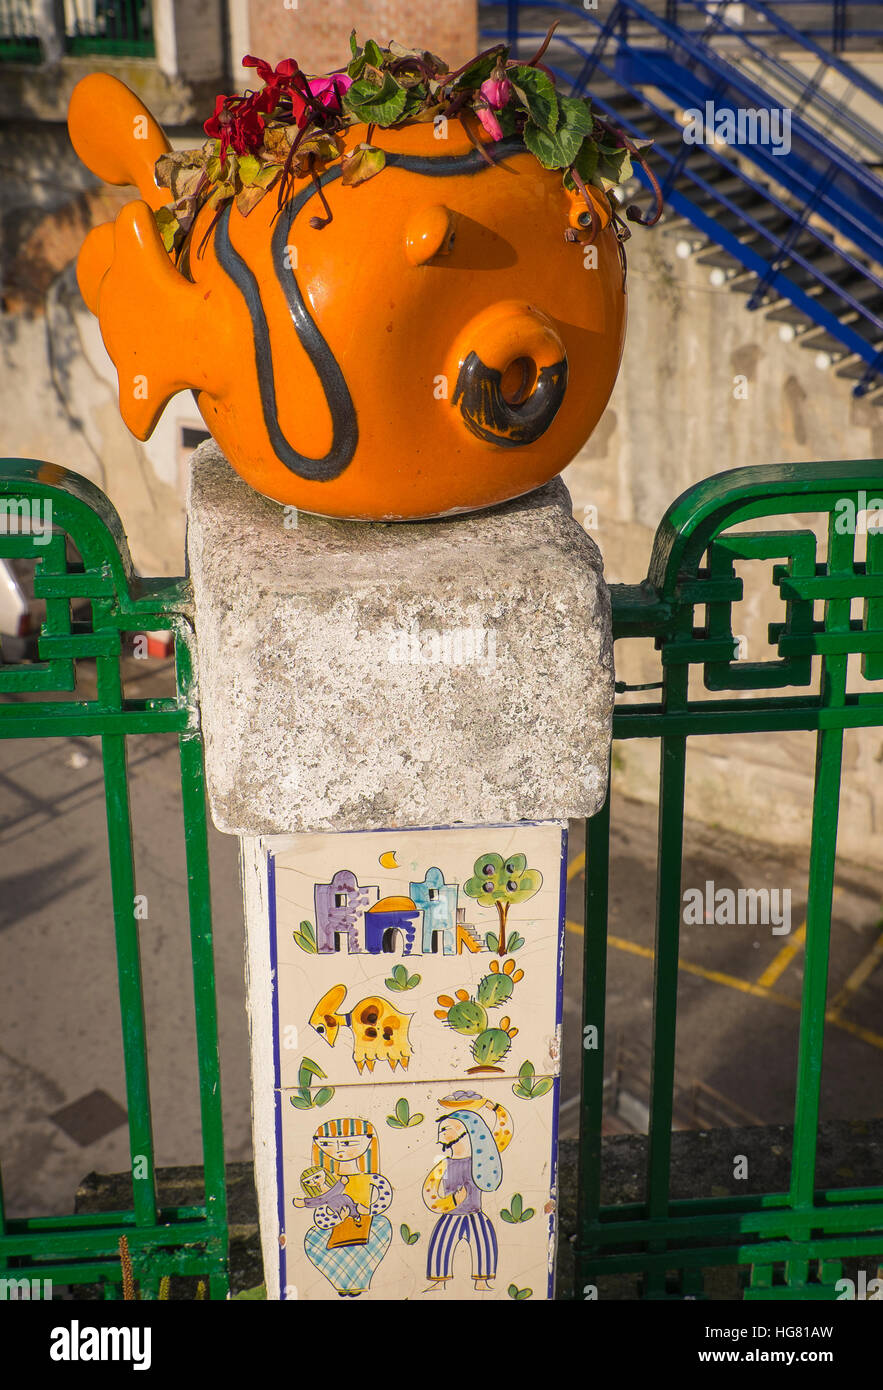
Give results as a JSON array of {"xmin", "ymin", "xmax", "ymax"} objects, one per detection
[
  {"xmin": 76, "ymin": 222, "xmax": 115, "ymax": 314},
  {"xmin": 68, "ymin": 74, "xmax": 170, "ymax": 211},
  {"xmin": 98, "ymin": 201, "xmax": 210, "ymax": 440}
]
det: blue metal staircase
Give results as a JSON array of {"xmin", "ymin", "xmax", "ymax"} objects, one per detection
[{"xmin": 481, "ymin": 1, "xmax": 883, "ymax": 395}]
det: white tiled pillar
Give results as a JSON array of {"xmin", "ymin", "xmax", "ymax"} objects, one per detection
[{"xmin": 186, "ymin": 441, "xmax": 614, "ymax": 1300}]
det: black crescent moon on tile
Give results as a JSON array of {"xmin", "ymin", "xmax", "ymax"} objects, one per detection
[{"xmin": 213, "ymin": 138, "xmax": 529, "ymax": 483}]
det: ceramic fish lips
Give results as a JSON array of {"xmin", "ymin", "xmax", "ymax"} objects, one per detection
[{"xmin": 68, "ymin": 77, "xmax": 627, "ymax": 521}]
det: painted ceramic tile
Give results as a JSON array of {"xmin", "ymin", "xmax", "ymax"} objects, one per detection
[
  {"xmin": 269, "ymin": 823, "xmax": 567, "ymax": 1091},
  {"xmin": 262, "ymin": 822, "xmax": 566, "ymax": 1301},
  {"xmin": 276, "ymin": 1077, "xmax": 559, "ymax": 1301}
]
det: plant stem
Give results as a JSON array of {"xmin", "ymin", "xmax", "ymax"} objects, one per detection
[{"xmin": 496, "ymin": 899, "xmax": 509, "ymax": 955}]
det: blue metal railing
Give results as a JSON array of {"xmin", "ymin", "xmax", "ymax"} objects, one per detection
[{"xmin": 484, "ymin": 1, "xmax": 883, "ymax": 391}]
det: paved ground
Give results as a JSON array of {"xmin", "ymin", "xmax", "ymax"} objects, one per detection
[{"xmin": 1, "ymin": 654, "xmax": 882, "ymax": 1219}]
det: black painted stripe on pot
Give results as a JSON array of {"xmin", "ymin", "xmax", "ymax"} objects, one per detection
[
  {"xmin": 452, "ymin": 352, "xmax": 568, "ymax": 447},
  {"xmin": 215, "ymin": 203, "xmax": 358, "ymax": 482}
]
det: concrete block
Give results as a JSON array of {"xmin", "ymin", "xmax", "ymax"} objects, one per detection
[{"xmin": 186, "ymin": 441, "xmax": 613, "ymax": 835}]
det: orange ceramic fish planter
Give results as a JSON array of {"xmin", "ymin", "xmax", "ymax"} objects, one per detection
[{"xmin": 68, "ymin": 65, "xmax": 628, "ymax": 520}]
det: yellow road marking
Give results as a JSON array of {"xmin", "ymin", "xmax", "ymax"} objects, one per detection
[
  {"xmin": 567, "ymin": 851, "xmax": 585, "ymax": 882},
  {"xmin": 828, "ymin": 931, "xmax": 883, "ymax": 1019},
  {"xmin": 756, "ymin": 922, "xmax": 807, "ymax": 989},
  {"xmin": 565, "ymin": 919, "xmax": 883, "ymax": 1052}
]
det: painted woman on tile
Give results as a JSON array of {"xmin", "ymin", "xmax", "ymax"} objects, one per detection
[
  {"xmin": 422, "ymin": 1091, "xmax": 513, "ymax": 1292},
  {"xmin": 292, "ymin": 1117, "xmax": 392, "ymax": 1297}
]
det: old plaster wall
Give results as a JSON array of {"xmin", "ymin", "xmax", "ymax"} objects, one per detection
[
  {"xmin": 563, "ymin": 231, "xmax": 883, "ymax": 868},
  {"xmin": 1, "ymin": 122, "xmax": 205, "ymax": 577},
  {"xmin": 244, "ymin": 0, "xmax": 479, "ymax": 75}
]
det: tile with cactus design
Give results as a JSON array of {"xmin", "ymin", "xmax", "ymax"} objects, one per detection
[{"xmin": 267, "ymin": 822, "xmax": 566, "ymax": 1089}]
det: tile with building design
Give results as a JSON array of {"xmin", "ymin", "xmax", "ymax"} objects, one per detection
[
  {"xmin": 276, "ymin": 1076, "xmax": 559, "ymax": 1301},
  {"xmin": 267, "ymin": 823, "xmax": 567, "ymax": 1091}
]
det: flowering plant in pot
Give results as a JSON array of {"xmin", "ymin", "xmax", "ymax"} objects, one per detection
[{"xmin": 68, "ymin": 28, "xmax": 659, "ymax": 521}]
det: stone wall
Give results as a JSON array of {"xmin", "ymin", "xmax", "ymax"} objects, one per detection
[{"xmin": 244, "ymin": 0, "xmax": 478, "ymax": 75}]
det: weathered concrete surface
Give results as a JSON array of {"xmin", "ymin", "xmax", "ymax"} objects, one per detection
[{"xmin": 187, "ymin": 442, "xmax": 614, "ymax": 835}]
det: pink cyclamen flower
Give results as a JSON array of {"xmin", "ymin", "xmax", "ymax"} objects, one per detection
[
  {"xmin": 480, "ymin": 75, "xmax": 511, "ymax": 109},
  {"xmin": 477, "ymin": 105, "xmax": 505, "ymax": 141},
  {"xmin": 308, "ymin": 73, "xmax": 353, "ymax": 113}
]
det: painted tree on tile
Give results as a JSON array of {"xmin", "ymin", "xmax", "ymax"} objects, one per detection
[{"xmin": 463, "ymin": 853, "xmax": 542, "ymax": 955}]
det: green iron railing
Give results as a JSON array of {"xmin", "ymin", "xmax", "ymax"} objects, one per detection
[
  {"xmin": 0, "ymin": 460, "xmax": 227, "ymax": 1298},
  {"xmin": 579, "ymin": 459, "xmax": 883, "ymax": 1300},
  {"xmin": 0, "ymin": 0, "xmax": 40, "ymax": 61},
  {"xmin": 0, "ymin": 0, "xmax": 154, "ymax": 62},
  {"xmin": 65, "ymin": 0, "xmax": 154, "ymax": 58}
]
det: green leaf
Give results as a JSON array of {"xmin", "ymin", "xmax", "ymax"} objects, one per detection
[
  {"xmin": 564, "ymin": 138, "xmax": 600, "ymax": 192},
  {"xmin": 344, "ymin": 73, "xmax": 407, "ymax": 127},
  {"xmin": 558, "ymin": 96, "xmax": 594, "ymax": 140},
  {"xmin": 507, "ymin": 932, "xmax": 525, "ymax": 953},
  {"xmin": 529, "ymin": 1077, "xmax": 554, "ymax": 1099},
  {"xmin": 399, "ymin": 1223, "xmax": 421, "ymax": 1245},
  {"xmin": 154, "ymin": 207, "xmax": 180, "ymax": 254},
  {"xmin": 519, "ymin": 1059, "xmax": 534, "ymax": 1083},
  {"xmin": 342, "ymin": 143, "xmax": 386, "ymax": 187},
  {"xmin": 515, "ymin": 1287, "xmax": 533, "ymax": 1299},
  {"xmin": 450, "ymin": 45, "xmax": 508, "ymax": 91},
  {"xmin": 406, "ymin": 972, "xmax": 421, "ymax": 989},
  {"xmin": 396, "ymin": 1097, "xmax": 410, "ymax": 1125},
  {"xmin": 363, "ymin": 38, "xmax": 385, "ymax": 69},
  {"xmin": 408, "ymin": 1112, "xmax": 424, "ymax": 1127},
  {"xmin": 524, "ymin": 120, "xmax": 575, "ymax": 170},
  {"xmin": 485, "ymin": 932, "xmax": 499, "ymax": 953},
  {"xmin": 511, "ymin": 1193, "xmax": 523, "ymax": 1220},
  {"xmin": 509, "ymin": 65, "xmax": 558, "ymax": 133},
  {"xmin": 500, "ymin": 1209, "xmax": 516, "ymax": 1223},
  {"xmin": 349, "ymin": 28, "xmax": 359, "ymax": 58},
  {"xmin": 521, "ymin": 1207, "xmax": 536, "ymax": 1222},
  {"xmin": 593, "ymin": 143, "xmax": 633, "ymax": 191},
  {"xmin": 289, "ymin": 1093, "xmax": 312, "ymax": 1109},
  {"xmin": 508, "ymin": 1284, "xmax": 520, "ymax": 1299},
  {"xmin": 237, "ymin": 153, "xmax": 262, "ymax": 186},
  {"xmin": 299, "ymin": 1057, "xmax": 327, "ymax": 1080},
  {"xmin": 232, "ymin": 1283, "xmax": 266, "ymax": 1300},
  {"xmin": 313, "ymin": 1086, "xmax": 335, "ymax": 1108}
]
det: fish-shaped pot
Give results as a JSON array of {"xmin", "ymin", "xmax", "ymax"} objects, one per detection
[{"xmin": 68, "ymin": 73, "xmax": 627, "ymax": 521}]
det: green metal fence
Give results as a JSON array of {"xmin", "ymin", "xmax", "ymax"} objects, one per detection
[
  {"xmin": 0, "ymin": 0, "xmax": 154, "ymax": 61},
  {"xmin": 579, "ymin": 459, "xmax": 883, "ymax": 1299},
  {"xmin": 65, "ymin": 0, "xmax": 154, "ymax": 58},
  {"xmin": 0, "ymin": 460, "xmax": 226, "ymax": 1298},
  {"xmin": 0, "ymin": 0, "xmax": 40, "ymax": 61}
]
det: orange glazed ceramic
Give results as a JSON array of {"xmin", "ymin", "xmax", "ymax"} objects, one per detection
[{"xmin": 68, "ymin": 73, "xmax": 627, "ymax": 521}]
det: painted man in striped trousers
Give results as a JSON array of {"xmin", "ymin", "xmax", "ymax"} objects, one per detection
[{"xmin": 422, "ymin": 1098, "xmax": 507, "ymax": 1292}]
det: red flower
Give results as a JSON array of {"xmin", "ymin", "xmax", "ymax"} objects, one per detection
[
  {"xmin": 205, "ymin": 57, "xmax": 354, "ymax": 156},
  {"xmin": 204, "ymin": 91, "xmax": 268, "ymax": 159},
  {"xmin": 243, "ymin": 53, "xmax": 312, "ymax": 125}
]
